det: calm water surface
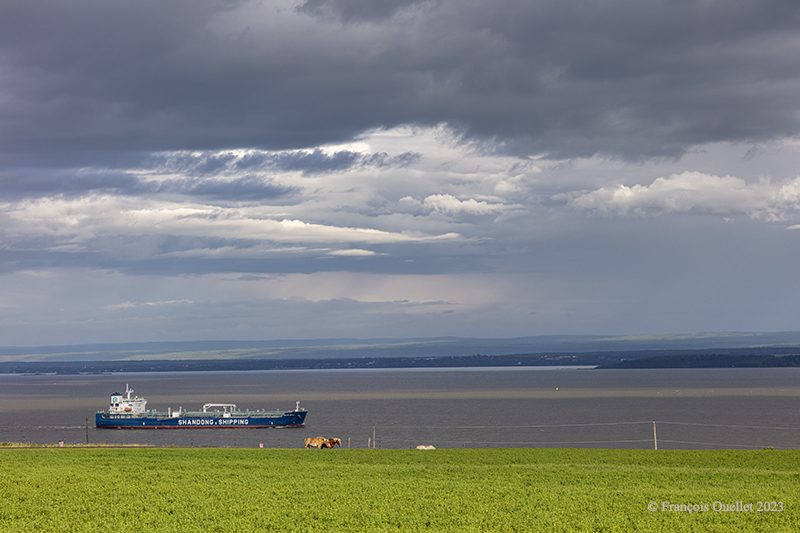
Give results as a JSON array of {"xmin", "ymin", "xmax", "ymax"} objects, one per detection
[{"xmin": 1, "ymin": 367, "xmax": 799, "ymax": 449}]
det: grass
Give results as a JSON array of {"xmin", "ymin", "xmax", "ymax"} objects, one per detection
[{"xmin": 1, "ymin": 448, "xmax": 798, "ymax": 532}]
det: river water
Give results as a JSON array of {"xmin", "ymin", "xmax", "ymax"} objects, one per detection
[{"xmin": 1, "ymin": 367, "xmax": 799, "ymax": 449}]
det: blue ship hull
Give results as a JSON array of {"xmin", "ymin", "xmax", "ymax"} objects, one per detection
[{"xmin": 96, "ymin": 410, "xmax": 307, "ymax": 429}]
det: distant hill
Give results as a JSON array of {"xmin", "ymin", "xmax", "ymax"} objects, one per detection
[
  {"xmin": 5, "ymin": 332, "xmax": 800, "ymax": 362},
  {"xmin": 2, "ymin": 332, "xmax": 800, "ymax": 370},
  {"xmin": 4, "ymin": 347, "xmax": 800, "ymax": 374}
]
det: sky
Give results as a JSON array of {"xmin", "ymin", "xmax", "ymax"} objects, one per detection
[{"xmin": 2, "ymin": 0, "xmax": 800, "ymax": 346}]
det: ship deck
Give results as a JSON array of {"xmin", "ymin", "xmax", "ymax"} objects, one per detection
[{"xmin": 99, "ymin": 409, "xmax": 292, "ymax": 417}]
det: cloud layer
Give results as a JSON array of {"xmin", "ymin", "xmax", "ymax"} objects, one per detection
[
  {"xmin": 569, "ymin": 171, "xmax": 800, "ymax": 220},
  {"xmin": 2, "ymin": 1, "xmax": 800, "ymax": 344},
  {"xmin": 2, "ymin": 0, "xmax": 800, "ymax": 164}
]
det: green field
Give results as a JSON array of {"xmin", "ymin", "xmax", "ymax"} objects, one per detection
[{"xmin": 1, "ymin": 448, "xmax": 798, "ymax": 532}]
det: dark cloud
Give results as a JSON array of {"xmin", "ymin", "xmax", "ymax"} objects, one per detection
[
  {"xmin": 0, "ymin": 169, "xmax": 296, "ymax": 201},
  {"xmin": 270, "ymin": 149, "xmax": 362, "ymax": 173},
  {"xmin": 6, "ymin": 0, "xmax": 800, "ymax": 345},
  {"xmin": 0, "ymin": 171, "xmax": 143, "ymax": 198},
  {"xmin": 298, "ymin": 0, "xmax": 433, "ymax": 22},
  {"xmin": 268, "ymin": 149, "xmax": 421, "ymax": 173},
  {"xmin": 363, "ymin": 151, "xmax": 422, "ymax": 168},
  {"xmin": 156, "ymin": 177, "xmax": 296, "ymax": 201},
  {"xmin": 126, "ymin": 235, "xmax": 261, "ymax": 257},
  {"xmin": 147, "ymin": 149, "xmax": 422, "ymax": 176},
  {"xmin": 0, "ymin": 145, "xmax": 419, "ymax": 201},
  {"xmin": 1, "ymin": 0, "xmax": 799, "ymax": 164},
  {"xmin": 158, "ymin": 176, "xmax": 297, "ymax": 201}
]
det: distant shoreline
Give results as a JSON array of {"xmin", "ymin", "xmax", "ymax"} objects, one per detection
[
  {"xmin": 3, "ymin": 349, "xmax": 800, "ymax": 373},
  {"xmin": 597, "ymin": 353, "xmax": 800, "ymax": 369}
]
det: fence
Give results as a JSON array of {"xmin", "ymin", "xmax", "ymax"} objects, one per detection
[
  {"xmin": 362, "ymin": 421, "xmax": 800, "ymax": 450},
  {"xmin": 3, "ymin": 420, "xmax": 799, "ymax": 449}
]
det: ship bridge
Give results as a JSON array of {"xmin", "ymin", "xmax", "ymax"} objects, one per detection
[{"xmin": 108, "ymin": 384, "xmax": 147, "ymax": 414}]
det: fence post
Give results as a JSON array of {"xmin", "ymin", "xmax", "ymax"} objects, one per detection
[{"xmin": 653, "ymin": 421, "xmax": 657, "ymax": 450}]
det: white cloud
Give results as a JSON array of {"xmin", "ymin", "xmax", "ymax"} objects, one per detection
[
  {"xmin": 104, "ymin": 299, "xmax": 193, "ymax": 310},
  {"xmin": 568, "ymin": 171, "xmax": 800, "ymax": 221},
  {"xmin": 398, "ymin": 193, "xmax": 510, "ymax": 215},
  {"xmin": 326, "ymin": 249, "xmax": 377, "ymax": 257},
  {"xmin": 6, "ymin": 133, "xmax": 800, "ymax": 347},
  {"xmin": 0, "ymin": 195, "xmax": 459, "ymax": 248},
  {"xmin": 0, "ymin": 126, "xmax": 541, "ymax": 267},
  {"xmin": 423, "ymin": 194, "xmax": 505, "ymax": 214}
]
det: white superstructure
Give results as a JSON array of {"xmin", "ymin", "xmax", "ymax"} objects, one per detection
[{"xmin": 108, "ymin": 384, "xmax": 147, "ymax": 414}]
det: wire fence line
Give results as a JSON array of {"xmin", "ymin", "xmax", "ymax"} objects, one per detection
[
  {"xmin": 653, "ymin": 421, "xmax": 800, "ymax": 431},
  {"xmin": 372, "ymin": 421, "xmax": 800, "ymax": 430},
  {"xmin": 3, "ymin": 420, "xmax": 798, "ymax": 449},
  {"xmin": 656, "ymin": 439, "xmax": 781, "ymax": 449},
  {"xmin": 388, "ymin": 438, "xmax": 655, "ymax": 446},
  {"xmin": 8, "ymin": 420, "xmax": 798, "ymax": 432},
  {"xmin": 0, "ymin": 426, "xmax": 85, "ymax": 430},
  {"xmin": 365, "ymin": 420, "xmax": 800, "ymax": 449}
]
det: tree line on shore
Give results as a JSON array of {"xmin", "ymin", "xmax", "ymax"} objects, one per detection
[{"xmin": 3, "ymin": 347, "xmax": 800, "ymax": 373}]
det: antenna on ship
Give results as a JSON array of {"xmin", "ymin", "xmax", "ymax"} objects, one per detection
[{"xmin": 125, "ymin": 384, "xmax": 133, "ymax": 399}]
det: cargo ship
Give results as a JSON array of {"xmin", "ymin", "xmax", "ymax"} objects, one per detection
[{"xmin": 95, "ymin": 384, "xmax": 307, "ymax": 429}]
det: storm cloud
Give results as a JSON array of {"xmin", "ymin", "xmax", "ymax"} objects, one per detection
[
  {"xmin": 2, "ymin": 0, "xmax": 799, "ymax": 163},
  {"xmin": 2, "ymin": 0, "xmax": 800, "ymax": 345}
]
